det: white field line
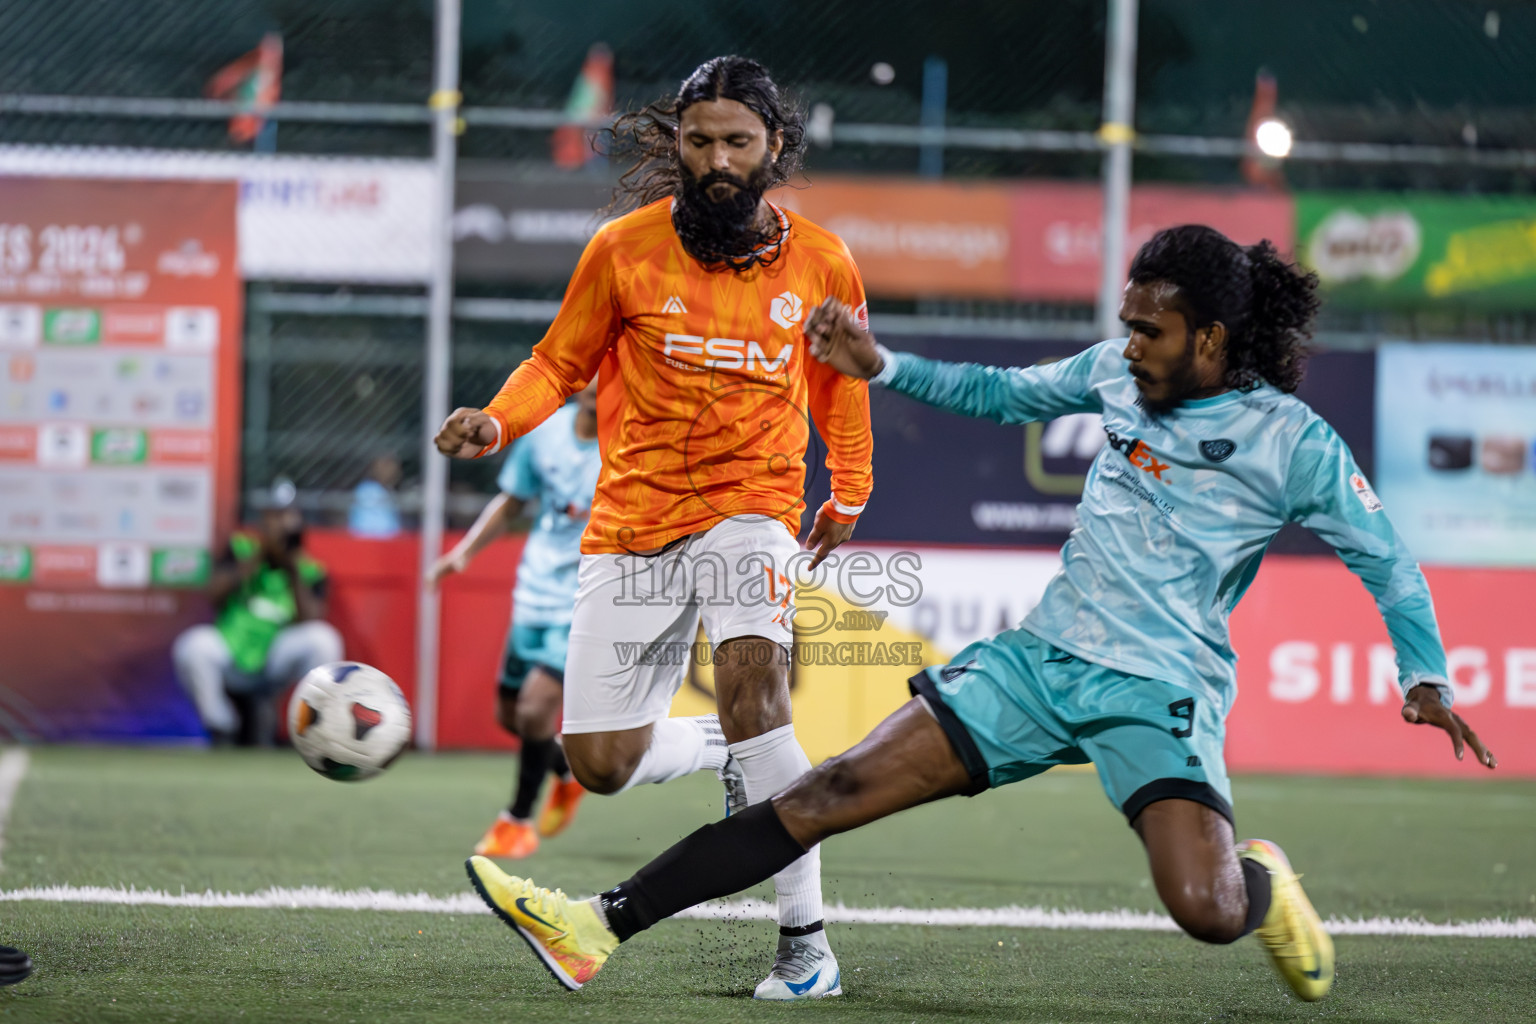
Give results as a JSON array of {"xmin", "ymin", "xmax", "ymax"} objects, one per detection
[
  {"xmin": 0, "ymin": 748, "xmax": 30, "ymax": 872},
  {"xmin": 0, "ymin": 884, "xmax": 1531, "ymax": 939}
]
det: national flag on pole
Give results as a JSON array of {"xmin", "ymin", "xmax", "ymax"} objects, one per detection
[
  {"xmin": 551, "ymin": 43, "xmax": 614, "ymax": 169},
  {"xmin": 206, "ymin": 32, "xmax": 284, "ymax": 145}
]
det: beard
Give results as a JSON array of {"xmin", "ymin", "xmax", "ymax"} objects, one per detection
[
  {"xmin": 1133, "ymin": 338, "xmax": 1205, "ymax": 416},
  {"xmin": 671, "ymin": 151, "xmax": 783, "ymax": 271}
]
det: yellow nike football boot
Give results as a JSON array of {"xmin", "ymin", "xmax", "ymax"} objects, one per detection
[
  {"xmin": 1237, "ymin": 839, "xmax": 1335, "ymax": 1001},
  {"xmin": 465, "ymin": 855, "xmax": 618, "ymax": 990}
]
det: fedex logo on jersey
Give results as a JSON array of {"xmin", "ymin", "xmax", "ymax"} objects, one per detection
[
  {"xmin": 1103, "ymin": 428, "xmax": 1171, "ymax": 481},
  {"xmin": 662, "ymin": 333, "xmax": 794, "ymax": 377}
]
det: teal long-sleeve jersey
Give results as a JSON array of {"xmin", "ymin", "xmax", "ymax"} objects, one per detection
[{"xmin": 874, "ymin": 339, "xmax": 1453, "ymax": 713}]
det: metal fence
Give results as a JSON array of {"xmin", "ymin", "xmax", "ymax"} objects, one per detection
[
  {"xmin": 6, "ymin": 0, "xmax": 1536, "ymax": 183},
  {"xmin": 242, "ymin": 288, "xmax": 545, "ymax": 526}
]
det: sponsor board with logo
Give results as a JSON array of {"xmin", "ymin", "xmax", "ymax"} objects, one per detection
[
  {"xmin": 0, "ymin": 146, "xmax": 434, "ymax": 283},
  {"xmin": 43, "ymin": 308, "xmax": 101, "ymax": 344},
  {"xmin": 1374, "ymin": 343, "xmax": 1536, "ymax": 567},
  {"xmin": 444, "ymin": 173, "xmax": 1294, "ymax": 301},
  {"xmin": 0, "ymin": 542, "xmax": 30, "ymax": 581},
  {"xmin": 774, "ymin": 178, "xmax": 1016, "ymax": 298},
  {"xmin": 151, "ymin": 546, "xmax": 211, "ymax": 587},
  {"xmin": 804, "ymin": 335, "xmax": 1374, "ymax": 553},
  {"xmin": 0, "ymin": 177, "xmax": 239, "ymax": 740},
  {"xmin": 665, "ymin": 543, "xmax": 1536, "ymax": 774},
  {"xmin": 453, "ymin": 174, "xmax": 613, "ymax": 282},
  {"xmin": 297, "ymin": 527, "xmax": 1532, "ymax": 772},
  {"xmin": 1010, "ymin": 183, "xmax": 1294, "ymax": 302},
  {"xmin": 777, "ymin": 179, "xmax": 1288, "ymax": 301},
  {"xmin": 1228, "ymin": 557, "xmax": 1535, "ymax": 776},
  {"xmin": 1298, "ymin": 192, "xmax": 1536, "ymax": 309},
  {"xmin": 91, "ymin": 428, "xmax": 148, "ymax": 465}
]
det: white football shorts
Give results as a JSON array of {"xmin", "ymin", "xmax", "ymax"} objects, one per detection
[{"xmin": 561, "ymin": 514, "xmax": 799, "ymax": 734}]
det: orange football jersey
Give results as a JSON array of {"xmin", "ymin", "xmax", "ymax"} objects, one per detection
[{"xmin": 479, "ymin": 198, "xmax": 873, "ymax": 554}]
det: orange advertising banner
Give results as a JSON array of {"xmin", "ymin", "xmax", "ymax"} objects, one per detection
[{"xmin": 773, "ymin": 178, "xmax": 1015, "ymax": 298}]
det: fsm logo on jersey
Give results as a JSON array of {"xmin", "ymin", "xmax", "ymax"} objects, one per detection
[{"xmin": 662, "ymin": 333, "xmax": 794, "ymax": 377}]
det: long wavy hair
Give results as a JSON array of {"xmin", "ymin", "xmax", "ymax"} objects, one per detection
[
  {"xmin": 1127, "ymin": 224, "xmax": 1321, "ymax": 393},
  {"xmin": 605, "ymin": 56, "xmax": 806, "ymax": 216}
]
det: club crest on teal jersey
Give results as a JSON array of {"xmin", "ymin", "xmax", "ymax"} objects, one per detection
[{"xmin": 1199, "ymin": 439, "xmax": 1237, "ymax": 463}]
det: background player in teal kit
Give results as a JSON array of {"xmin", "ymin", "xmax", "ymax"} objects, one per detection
[
  {"xmin": 431, "ymin": 381, "xmax": 601, "ymax": 859},
  {"xmin": 469, "ymin": 226, "xmax": 1498, "ymax": 1002}
]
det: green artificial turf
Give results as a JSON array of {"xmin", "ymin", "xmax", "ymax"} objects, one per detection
[{"xmin": 0, "ymin": 746, "xmax": 1530, "ymax": 1023}]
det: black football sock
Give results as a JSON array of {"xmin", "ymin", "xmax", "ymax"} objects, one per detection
[
  {"xmin": 598, "ymin": 801, "xmax": 807, "ymax": 942},
  {"xmin": 509, "ymin": 737, "xmax": 557, "ymax": 820},
  {"xmin": 779, "ymin": 921, "xmax": 825, "ymax": 937},
  {"xmin": 548, "ymin": 739, "xmax": 570, "ymax": 781},
  {"xmin": 1239, "ymin": 856, "xmax": 1273, "ymax": 937}
]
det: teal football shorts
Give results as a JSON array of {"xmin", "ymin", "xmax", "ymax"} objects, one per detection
[
  {"xmin": 498, "ymin": 621, "xmax": 570, "ymax": 692},
  {"xmin": 908, "ymin": 627, "xmax": 1233, "ymax": 825}
]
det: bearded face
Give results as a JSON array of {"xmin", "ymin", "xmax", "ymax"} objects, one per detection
[
  {"xmin": 1131, "ymin": 334, "xmax": 1207, "ymax": 416},
  {"xmin": 669, "ymin": 98, "xmax": 786, "ymax": 271},
  {"xmin": 671, "ymin": 148, "xmax": 781, "ymax": 270}
]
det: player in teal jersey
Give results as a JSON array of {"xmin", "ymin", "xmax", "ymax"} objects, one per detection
[
  {"xmin": 463, "ymin": 226, "xmax": 1496, "ymax": 1002},
  {"xmin": 432, "ymin": 382, "xmax": 601, "ymax": 859}
]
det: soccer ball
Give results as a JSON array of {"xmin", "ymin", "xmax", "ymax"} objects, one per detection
[{"xmin": 288, "ymin": 662, "xmax": 412, "ymax": 782}]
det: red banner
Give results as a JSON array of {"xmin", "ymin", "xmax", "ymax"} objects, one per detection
[
  {"xmin": 301, "ymin": 529, "xmax": 526, "ymax": 752},
  {"xmin": 307, "ymin": 529, "xmax": 1534, "ymax": 777},
  {"xmin": 772, "ymin": 177, "xmax": 1295, "ymax": 303},
  {"xmin": 0, "ymin": 178, "xmax": 242, "ymax": 739},
  {"xmin": 1011, "ymin": 183, "xmax": 1296, "ymax": 302},
  {"xmin": 1229, "ymin": 558, "xmax": 1535, "ymax": 777}
]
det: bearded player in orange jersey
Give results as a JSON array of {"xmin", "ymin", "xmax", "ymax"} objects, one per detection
[{"xmin": 435, "ymin": 56, "xmax": 870, "ymax": 999}]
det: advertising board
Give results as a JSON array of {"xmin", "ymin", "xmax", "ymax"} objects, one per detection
[{"xmin": 0, "ymin": 177, "xmax": 242, "ymax": 739}]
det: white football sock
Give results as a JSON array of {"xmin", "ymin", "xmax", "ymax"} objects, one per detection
[
  {"xmin": 728, "ymin": 723, "xmax": 825, "ymax": 930},
  {"xmin": 618, "ymin": 714, "xmax": 729, "ymax": 791}
]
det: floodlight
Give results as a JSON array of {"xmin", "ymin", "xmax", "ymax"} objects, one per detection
[{"xmin": 1255, "ymin": 118, "xmax": 1293, "ymax": 159}]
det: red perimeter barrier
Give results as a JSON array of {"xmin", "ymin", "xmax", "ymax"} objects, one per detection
[
  {"xmin": 304, "ymin": 528, "xmax": 524, "ymax": 751},
  {"xmin": 1226, "ymin": 557, "xmax": 1534, "ymax": 777},
  {"xmin": 306, "ymin": 529, "xmax": 1535, "ymax": 775}
]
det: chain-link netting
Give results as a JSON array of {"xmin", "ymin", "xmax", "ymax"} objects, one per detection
[
  {"xmin": 6, "ymin": 0, "xmax": 1536, "ymax": 518},
  {"xmin": 4, "ymin": 0, "xmax": 1536, "ymax": 185},
  {"xmin": 240, "ymin": 292, "xmax": 545, "ymax": 527}
]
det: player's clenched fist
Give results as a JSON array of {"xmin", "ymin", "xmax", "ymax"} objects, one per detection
[
  {"xmin": 435, "ymin": 407, "xmax": 498, "ymax": 458},
  {"xmin": 804, "ymin": 297, "xmax": 884, "ymax": 380}
]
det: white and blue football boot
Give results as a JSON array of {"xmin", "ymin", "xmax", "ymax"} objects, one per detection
[
  {"xmin": 753, "ymin": 931, "xmax": 843, "ymax": 1000},
  {"xmin": 717, "ymin": 754, "xmax": 748, "ymax": 818}
]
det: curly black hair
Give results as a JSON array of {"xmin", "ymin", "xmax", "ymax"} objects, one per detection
[
  {"xmin": 1127, "ymin": 224, "xmax": 1321, "ymax": 394},
  {"xmin": 605, "ymin": 55, "xmax": 806, "ymax": 215}
]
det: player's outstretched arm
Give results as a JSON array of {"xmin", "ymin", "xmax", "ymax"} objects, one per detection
[
  {"xmin": 434, "ymin": 407, "xmax": 499, "ymax": 459},
  {"xmin": 1402, "ymin": 684, "xmax": 1497, "ymax": 768},
  {"xmin": 808, "ymin": 297, "xmax": 1104, "ymax": 424},
  {"xmin": 427, "ymin": 492, "xmax": 525, "ymax": 588},
  {"xmin": 804, "ymin": 297, "xmax": 884, "ymax": 378},
  {"xmin": 1285, "ymin": 420, "xmax": 1494, "ymax": 770}
]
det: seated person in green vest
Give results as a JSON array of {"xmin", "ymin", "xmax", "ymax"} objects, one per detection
[{"xmin": 173, "ymin": 478, "xmax": 344, "ymax": 745}]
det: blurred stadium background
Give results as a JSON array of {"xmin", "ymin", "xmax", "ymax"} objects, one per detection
[
  {"xmin": 0, "ymin": 0, "xmax": 1529, "ymax": 752},
  {"xmin": 0, "ymin": 2, "xmax": 1533, "ymax": 1020},
  {"xmin": 0, "ymin": 1, "xmax": 1534, "ymax": 763}
]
